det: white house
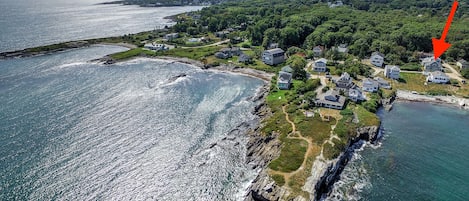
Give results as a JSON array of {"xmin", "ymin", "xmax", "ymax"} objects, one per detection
[
  {"xmin": 426, "ymin": 71, "xmax": 449, "ymax": 84},
  {"xmin": 348, "ymin": 88, "xmax": 365, "ymax": 102},
  {"xmin": 457, "ymin": 59, "xmax": 469, "ymax": 70},
  {"xmin": 362, "ymin": 78, "xmax": 379, "ymax": 92},
  {"xmin": 262, "ymin": 48, "xmax": 285, "ymax": 66},
  {"xmin": 384, "ymin": 65, "xmax": 400, "ymax": 80},
  {"xmin": 313, "ymin": 58, "xmax": 328, "ymax": 72},
  {"xmin": 143, "ymin": 43, "xmax": 168, "ymax": 51},
  {"xmin": 370, "ymin": 52, "xmax": 385, "ymax": 67}
]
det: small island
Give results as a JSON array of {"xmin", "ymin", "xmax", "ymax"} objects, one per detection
[{"xmin": 2, "ymin": 0, "xmax": 469, "ymax": 200}]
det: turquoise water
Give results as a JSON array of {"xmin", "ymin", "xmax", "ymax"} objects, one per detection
[
  {"xmin": 329, "ymin": 102, "xmax": 469, "ymax": 201},
  {"xmin": 0, "ymin": 46, "xmax": 264, "ymax": 200}
]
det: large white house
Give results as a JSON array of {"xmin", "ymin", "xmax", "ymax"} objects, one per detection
[
  {"xmin": 370, "ymin": 52, "xmax": 385, "ymax": 67},
  {"xmin": 335, "ymin": 72, "xmax": 354, "ymax": 89},
  {"xmin": 384, "ymin": 65, "xmax": 400, "ymax": 80},
  {"xmin": 262, "ymin": 48, "xmax": 285, "ymax": 66},
  {"xmin": 313, "ymin": 58, "xmax": 328, "ymax": 72},
  {"xmin": 426, "ymin": 71, "xmax": 449, "ymax": 84}
]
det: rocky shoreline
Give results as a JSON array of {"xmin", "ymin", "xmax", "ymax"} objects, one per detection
[{"xmin": 396, "ymin": 90, "xmax": 469, "ymax": 110}]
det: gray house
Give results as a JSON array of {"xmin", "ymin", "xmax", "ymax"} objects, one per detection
[
  {"xmin": 313, "ymin": 46, "xmax": 324, "ymax": 57},
  {"xmin": 313, "ymin": 58, "xmax": 328, "ymax": 72},
  {"xmin": 335, "ymin": 72, "xmax": 353, "ymax": 89},
  {"xmin": 262, "ymin": 48, "xmax": 285, "ymax": 66},
  {"xmin": 238, "ymin": 54, "xmax": 252, "ymax": 63},
  {"xmin": 362, "ymin": 78, "xmax": 379, "ymax": 92},
  {"xmin": 215, "ymin": 52, "xmax": 230, "ymax": 59},
  {"xmin": 374, "ymin": 77, "xmax": 391, "ymax": 89},
  {"xmin": 421, "ymin": 57, "xmax": 442, "ymax": 75},
  {"xmin": 164, "ymin": 33, "xmax": 179, "ymax": 41},
  {"xmin": 316, "ymin": 90, "xmax": 346, "ymax": 110},
  {"xmin": 348, "ymin": 88, "xmax": 365, "ymax": 102},
  {"xmin": 277, "ymin": 71, "xmax": 292, "ymax": 90},
  {"xmin": 384, "ymin": 65, "xmax": 400, "ymax": 80}
]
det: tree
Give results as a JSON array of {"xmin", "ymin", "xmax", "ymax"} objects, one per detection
[{"xmin": 287, "ymin": 55, "xmax": 307, "ymax": 80}]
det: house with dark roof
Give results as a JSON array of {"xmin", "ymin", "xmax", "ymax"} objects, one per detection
[
  {"xmin": 262, "ymin": 48, "xmax": 285, "ymax": 65},
  {"xmin": 374, "ymin": 77, "xmax": 391, "ymax": 89},
  {"xmin": 238, "ymin": 54, "xmax": 252, "ymax": 64},
  {"xmin": 421, "ymin": 57, "xmax": 442, "ymax": 75},
  {"xmin": 315, "ymin": 90, "xmax": 346, "ymax": 110},
  {"xmin": 277, "ymin": 71, "xmax": 292, "ymax": 90}
]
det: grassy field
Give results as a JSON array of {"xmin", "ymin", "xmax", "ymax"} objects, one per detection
[
  {"xmin": 109, "ymin": 48, "xmax": 156, "ymax": 60},
  {"xmin": 395, "ymin": 72, "xmax": 464, "ymax": 96},
  {"xmin": 268, "ymin": 138, "xmax": 308, "ymax": 172},
  {"xmin": 297, "ymin": 115, "xmax": 335, "ymax": 145},
  {"xmin": 354, "ymin": 105, "xmax": 380, "ymax": 127}
]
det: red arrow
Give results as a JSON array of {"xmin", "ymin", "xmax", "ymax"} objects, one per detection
[{"xmin": 432, "ymin": 0, "xmax": 459, "ymax": 59}]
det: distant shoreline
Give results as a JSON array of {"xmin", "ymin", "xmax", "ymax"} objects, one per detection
[{"xmin": 395, "ymin": 90, "xmax": 469, "ymax": 110}]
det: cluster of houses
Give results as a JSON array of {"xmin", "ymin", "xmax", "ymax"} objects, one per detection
[{"xmin": 214, "ymin": 47, "xmax": 253, "ymax": 64}]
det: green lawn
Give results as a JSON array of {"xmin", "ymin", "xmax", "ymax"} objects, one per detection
[
  {"xmin": 269, "ymin": 138, "xmax": 308, "ymax": 172},
  {"xmin": 109, "ymin": 48, "xmax": 156, "ymax": 60},
  {"xmin": 354, "ymin": 105, "xmax": 380, "ymax": 127},
  {"xmin": 297, "ymin": 115, "xmax": 335, "ymax": 145},
  {"xmin": 395, "ymin": 72, "xmax": 461, "ymax": 95}
]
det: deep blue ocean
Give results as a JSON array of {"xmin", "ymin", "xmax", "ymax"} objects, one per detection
[
  {"xmin": 329, "ymin": 103, "xmax": 469, "ymax": 201},
  {"xmin": 0, "ymin": 1, "xmax": 262, "ymax": 200}
]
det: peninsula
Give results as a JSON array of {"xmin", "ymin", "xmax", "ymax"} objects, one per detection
[{"xmin": 2, "ymin": 0, "xmax": 469, "ymax": 200}]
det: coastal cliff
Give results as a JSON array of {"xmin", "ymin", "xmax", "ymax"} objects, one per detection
[{"xmin": 313, "ymin": 126, "xmax": 379, "ymax": 201}]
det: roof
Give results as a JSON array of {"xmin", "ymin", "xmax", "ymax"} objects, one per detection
[
  {"xmin": 238, "ymin": 54, "xmax": 251, "ymax": 61},
  {"xmin": 281, "ymin": 65, "xmax": 294, "ymax": 73},
  {"xmin": 338, "ymin": 72, "xmax": 351, "ymax": 81},
  {"xmin": 265, "ymin": 48, "xmax": 285, "ymax": 54},
  {"xmin": 313, "ymin": 46, "xmax": 324, "ymax": 51},
  {"xmin": 316, "ymin": 58, "xmax": 328, "ymax": 64},
  {"xmin": 349, "ymin": 88, "xmax": 362, "ymax": 97},
  {"xmin": 386, "ymin": 65, "xmax": 400, "ymax": 71},
  {"xmin": 278, "ymin": 71, "xmax": 292, "ymax": 82},
  {"xmin": 371, "ymin": 51, "xmax": 384, "ymax": 58},
  {"xmin": 363, "ymin": 78, "xmax": 378, "ymax": 87},
  {"xmin": 317, "ymin": 90, "xmax": 346, "ymax": 106},
  {"xmin": 374, "ymin": 77, "xmax": 390, "ymax": 85},
  {"xmin": 429, "ymin": 71, "xmax": 448, "ymax": 77}
]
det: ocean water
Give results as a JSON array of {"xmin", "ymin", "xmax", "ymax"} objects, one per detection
[
  {"xmin": 0, "ymin": 0, "xmax": 203, "ymax": 52},
  {"xmin": 328, "ymin": 102, "xmax": 469, "ymax": 201},
  {"xmin": 0, "ymin": 46, "xmax": 264, "ymax": 200}
]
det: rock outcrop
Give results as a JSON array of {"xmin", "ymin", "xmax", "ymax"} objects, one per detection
[{"xmin": 313, "ymin": 125, "xmax": 380, "ymax": 201}]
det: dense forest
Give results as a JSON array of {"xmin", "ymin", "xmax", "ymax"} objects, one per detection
[{"xmin": 171, "ymin": 0, "xmax": 469, "ymax": 65}]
